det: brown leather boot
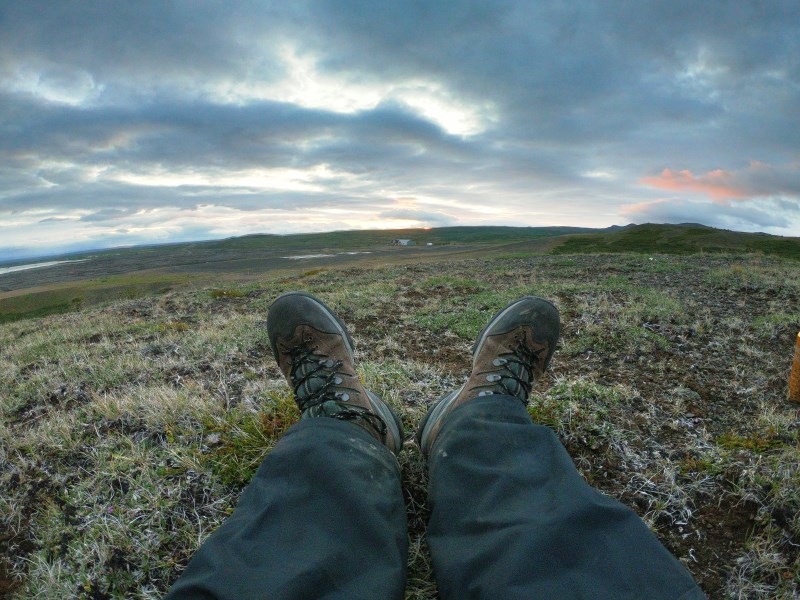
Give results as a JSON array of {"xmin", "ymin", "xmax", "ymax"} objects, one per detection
[
  {"xmin": 267, "ymin": 291, "xmax": 404, "ymax": 455},
  {"xmin": 416, "ymin": 296, "xmax": 560, "ymax": 458}
]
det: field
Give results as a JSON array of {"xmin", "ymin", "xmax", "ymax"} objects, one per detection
[
  {"xmin": 1, "ymin": 228, "xmax": 800, "ymax": 598},
  {"xmin": 4, "ymin": 223, "xmax": 799, "ymax": 325},
  {"xmin": 0, "ymin": 225, "xmax": 597, "ymax": 324}
]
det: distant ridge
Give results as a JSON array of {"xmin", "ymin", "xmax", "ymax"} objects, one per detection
[
  {"xmin": 2, "ymin": 222, "xmax": 798, "ymax": 324},
  {"xmin": 204, "ymin": 225, "xmax": 608, "ymax": 252},
  {"xmin": 550, "ymin": 223, "xmax": 800, "ymax": 259},
  {"xmin": 3, "ymin": 223, "xmax": 799, "ymax": 267},
  {"xmin": 0, "ymin": 225, "xmax": 618, "ymax": 266}
]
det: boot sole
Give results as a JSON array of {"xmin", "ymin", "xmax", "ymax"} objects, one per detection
[
  {"xmin": 368, "ymin": 390, "xmax": 405, "ymax": 455},
  {"xmin": 414, "ymin": 386, "xmax": 460, "ymax": 454}
]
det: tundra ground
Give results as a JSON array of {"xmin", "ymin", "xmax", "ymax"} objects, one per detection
[{"xmin": 1, "ymin": 253, "xmax": 798, "ymax": 598}]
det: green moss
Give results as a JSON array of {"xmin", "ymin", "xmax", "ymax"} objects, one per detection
[
  {"xmin": 717, "ymin": 432, "xmax": 787, "ymax": 453},
  {"xmin": 679, "ymin": 455, "xmax": 723, "ymax": 475},
  {"xmin": 527, "ymin": 400, "xmax": 565, "ymax": 429},
  {"xmin": 415, "ymin": 306, "xmax": 488, "ymax": 339},
  {"xmin": 301, "ymin": 268, "xmax": 327, "ymax": 278},
  {"xmin": 156, "ymin": 321, "xmax": 190, "ymax": 333},
  {"xmin": 204, "ymin": 393, "xmax": 299, "ymax": 488}
]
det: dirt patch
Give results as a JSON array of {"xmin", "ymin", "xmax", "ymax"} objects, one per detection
[{"xmin": 682, "ymin": 499, "xmax": 760, "ymax": 595}]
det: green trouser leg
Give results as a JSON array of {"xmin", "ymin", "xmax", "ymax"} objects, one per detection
[
  {"xmin": 165, "ymin": 417, "xmax": 407, "ymax": 600},
  {"xmin": 426, "ymin": 395, "xmax": 707, "ymax": 600}
]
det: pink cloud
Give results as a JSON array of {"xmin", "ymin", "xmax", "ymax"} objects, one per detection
[
  {"xmin": 639, "ymin": 168, "xmax": 746, "ymax": 202},
  {"xmin": 622, "ymin": 197, "xmax": 683, "ymax": 216}
]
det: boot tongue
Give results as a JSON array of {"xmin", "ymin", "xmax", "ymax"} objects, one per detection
[
  {"xmin": 294, "ymin": 358, "xmax": 336, "ymax": 401},
  {"xmin": 487, "ymin": 354, "xmax": 530, "ymax": 399},
  {"xmin": 505, "ymin": 358, "xmax": 529, "ymax": 396}
]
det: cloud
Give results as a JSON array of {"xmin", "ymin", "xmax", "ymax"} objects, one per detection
[
  {"xmin": 640, "ymin": 162, "xmax": 800, "ymax": 203},
  {"xmin": 377, "ymin": 209, "xmax": 457, "ymax": 227},
  {"xmin": 1, "ymin": 1, "xmax": 799, "ymax": 258},
  {"xmin": 622, "ymin": 197, "xmax": 799, "ymax": 231},
  {"xmin": 640, "ymin": 169, "xmax": 746, "ymax": 201}
]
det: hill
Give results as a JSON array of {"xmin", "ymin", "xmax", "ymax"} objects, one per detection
[
  {"xmin": 205, "ymin": 225, "xmax": 600, "ymax": 250},
  {"xmin": 0, "ymin": 225, "xmax": 600, "ymax": 270},
  {"xmin": 550, "ymin": 223, "xmax": 800, "ymax": 259},
  {"xmin": 1, "ymin": 223, "xmax": 799, "ymax": 325},
  {"xmin": 0, "ymin": 226, "xmax": 603, "ymax": 323}
]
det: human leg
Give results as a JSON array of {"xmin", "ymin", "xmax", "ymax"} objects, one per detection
[
  {"xmin": 418, "ymin": 297, "xmax": 705, "ymax": 600},
  {"xmin": 166, "ymin": 292, "xmax": 407, "ymax": 599},
  {"xmin": 166, "ymin": 418, "xmax": 407, "ymax": 600},
  {"xmin": 425, "ymin": 397, "xmax": 704, "ymax": 600}
]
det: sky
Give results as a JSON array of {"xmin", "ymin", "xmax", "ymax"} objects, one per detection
[{"xmin": 1, "ymin": 1, "xmax": 799, "ymax": 260}]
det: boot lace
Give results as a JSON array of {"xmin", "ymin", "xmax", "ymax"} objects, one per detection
[
  {"xmin": 469, "ymin": 332, "xmax": 546, "ymax": 402},
  {"xmin": 286, "ymin": 340, "xmax": 388, "ymax": 439}
]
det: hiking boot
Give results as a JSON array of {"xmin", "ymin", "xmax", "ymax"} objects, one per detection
[
  {"xmin": 267, "ymin": 291, "xmax": 404, "ymax": 455},
  {"xmin": 416, "ymin": 296, "xmax": 560, "ymax": 458}
]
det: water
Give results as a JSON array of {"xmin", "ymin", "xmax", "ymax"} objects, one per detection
[
  {"xmin": 0, "ymin": 259, "xmax": 89, "ymax": 277},
  {"xmin": 281, "ymin": 252, "xmax": 372, "ymax": 260}
]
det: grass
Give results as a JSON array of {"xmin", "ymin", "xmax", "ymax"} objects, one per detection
[
  {"xmin": 3, "ymin": 223, "xmax": 798, "ymax": 327},
  {"xmin": 207, "ymin": 288, "xmax": 247, "ymax": 299},
  {"xmin": 552, "ymin": 224, "xmax": 800, "ymax": 259},
  {"xmin": 1, "ymin": 252, "xmax": 799, "ymax": 598},
  {"xmin": 0, "ymin": 273, "xmax": 198, "ymax": 324},
  {"xmin": 202, "ymin": 392, "xmax": 299, "ymax": 488},
  {"xmin": 206, "ymin": 225, "xmax": 599, "ymax": 251},
  {"xmin": 705, "ymin": 260, "xmax": 800, "ymax": 292}
]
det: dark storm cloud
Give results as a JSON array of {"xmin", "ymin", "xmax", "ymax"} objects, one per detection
[
  {"xmin": 1, "ymin": 0, "xmax": 799, "ymax": 258},
  {"xmin": 1, "ymin": 87, "xmax": 572, "ymax": 215},
  {"xmin": 1, "ymin": 179, "xmax": 373, "ymax": 216},
  {"xmin": 1, "ymin": 91, "xmax": 475, "ymax": 165},
  {"xmin": 0, "ymin": 1, "xmax": 289, "ymax": 93},
  {"xmin": 307, "ymin": 1, "xmax": 798, "ymax": 137}
]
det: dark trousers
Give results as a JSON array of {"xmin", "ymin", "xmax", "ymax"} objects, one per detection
[{"xmin": 166, "ymin": 396, "xmax": 706, "ymax": 599}]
